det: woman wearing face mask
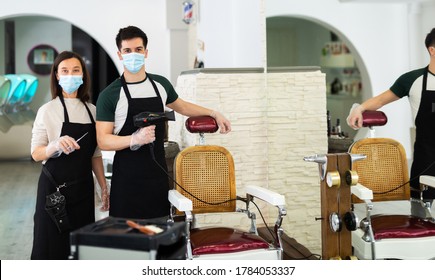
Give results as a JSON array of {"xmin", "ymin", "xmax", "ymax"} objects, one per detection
[{"xmin": 30, "ymin": 51, "xmax": 109, "ymax": 259}]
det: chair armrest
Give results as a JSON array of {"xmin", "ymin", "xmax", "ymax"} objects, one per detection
[
  {"xmin": 168, "ymin": 190, "xmax": 193, "ymax": 212},
  {"xmin": 351, "ymin": 183, "xmax": 373, "ymax": 200},
  {"xmin": 420, "ymin": 175, "xmax": 435, "ymax": 189},
  {"xmin": 245, "ymin": 185, "xmax": 285, "ymax": 206}
]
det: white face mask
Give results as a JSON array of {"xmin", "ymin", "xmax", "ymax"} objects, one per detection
[
  {"xmin": 58, "ymin": 75, "xmax": 83, "ymax": 94},
  {"xmin": 122, "ymin": 52, "xmax": 145, "ymax": 74}
]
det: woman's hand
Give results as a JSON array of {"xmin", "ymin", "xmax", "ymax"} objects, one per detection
[
  {"xmin": 46, "ymin": 135, "xmax": 81, "ymax": 158},
  {"xmin": 100, "ymin": 187, "xmax": 110, "ymax": 211}
]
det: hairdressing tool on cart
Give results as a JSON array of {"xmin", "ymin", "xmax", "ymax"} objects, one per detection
[{"xmin": 126, "ymin": 219, "xmax": 164, "ymax": 235}]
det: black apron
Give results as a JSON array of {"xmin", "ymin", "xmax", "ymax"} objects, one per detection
[
  {"xmin": 109, "ymin": 74, "xmax": 169, "ymax": 219},
  {"xmin": 31, "ymin": 96, "xmax": 97, "ymax": 259},
  {"xmin": 410, "ymin": 66, "xmax": 435, "ymax": 199}
]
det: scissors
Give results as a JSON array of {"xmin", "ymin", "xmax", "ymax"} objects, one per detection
[{"xmin": 51, "ymin": 132, "xmax": 89, "ymax": 158}]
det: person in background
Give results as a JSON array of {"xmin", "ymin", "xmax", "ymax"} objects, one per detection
[
  {"xmin": 346, "ymin": 28, "xmax": 435, "ymax": 217},
  {"xmin": 30, "ymin": 51, "xmax": 109, "ymax": 259},
  {"xmin": 96, "ymin": 26, "xmax": 231, "ymax": 221}
]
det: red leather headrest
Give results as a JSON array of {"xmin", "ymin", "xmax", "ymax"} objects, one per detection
[
  {"xmin": 362, "ymin": 111, "xmax": 388, "ymax": 127},
  {"xmin": 185, "ymin": 116, "xmax": 218, "ymax": 133}
]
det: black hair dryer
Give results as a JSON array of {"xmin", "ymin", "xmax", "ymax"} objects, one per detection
[{"xmin": 133, "ymin": 111, "xmax": 176, "ymax": 127}]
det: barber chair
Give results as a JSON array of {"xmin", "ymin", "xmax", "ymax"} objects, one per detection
[
  {"xmin": 3, "ymin": 74, "xmax": 26, "ymax": 113},
  {"xmin": 13, "ymin": 74, "xmax": 39, "ymax": 123},
  {"xmin": 19, "ymin": 74, "xmax": 38, "ymax": 107},
  {"xmin": 168, "ymin": 116, "xmax": 287, "ymax": 260},
  {"xmin": 0, "ymin": 76, "xmax": 11, "ymax": 108},
  {"xmin": 3, "ymin": 74, "xmax": 28, "ymax": 125},
  {"xmin": 0, "ymin": 76, "xmax": 13, "ymax": 133},
  {"xmin": 349, "ymin": 111, "xmax": 435, "ymax": 259}
]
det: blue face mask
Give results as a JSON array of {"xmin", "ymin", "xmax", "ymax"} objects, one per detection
[
  {"xmin": 58, "ymin": 75, "xmax": 83, "ymax": 94},
  {"xmin": 122, "ymin": 52, "xmax": 145, "ymax": 74}
]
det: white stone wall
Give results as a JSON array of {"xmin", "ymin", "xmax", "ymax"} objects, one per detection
[{"xmin": 169, "ymin": 68, "xmax": 327, "ymax": 254}]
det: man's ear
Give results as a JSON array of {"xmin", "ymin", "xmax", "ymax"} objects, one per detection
[
  {"xmin": 145, "ymin": 49, "xmax": 148, "ymax": 59},
  {"xmin": 117, "ymin": 51, "xmax": 123, "ymax": 60}
]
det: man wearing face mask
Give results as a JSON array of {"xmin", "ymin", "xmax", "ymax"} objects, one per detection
[
  {"xmin": 30, "ymin": 51, "xmax": 109, "ymax": 259},
  {"xmin": 96, "ymin": 26, "xmax": 231, "ymax": 220}
]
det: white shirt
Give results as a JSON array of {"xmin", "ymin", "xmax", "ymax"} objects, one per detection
[{"xmin": 31, "ymin": 97, "xmax": 102, "ymax": 159}]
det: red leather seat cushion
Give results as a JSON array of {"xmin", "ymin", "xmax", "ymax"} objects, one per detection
[
  {"xmin": 185, "ymin": 116, "xmax": 218, "ymax": 133},
  {"xmin": 362, "ymin": 111, "xmax": 388, "ymax": 127},
  {"xmin": 371, "ymin": 215, "xmax": 435, "ymax": 240},
  {"xmin": 190, "ymin": 227, "xmax": 270, "ymax": 255}
]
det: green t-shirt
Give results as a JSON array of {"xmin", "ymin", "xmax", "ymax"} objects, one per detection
[
  {"xmin": 389, "ymin": 66, "xmax": 435, "ymax": 121},
  {"xmin": 96, "ymin": 73, "xmax": 178, "ymax": 134}
]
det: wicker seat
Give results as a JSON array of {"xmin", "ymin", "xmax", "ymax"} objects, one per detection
[
  {"xmin": 175, "ymin": 145, "xmax": 236, "ymax": 214},
  {"xmin": 168, "ymin": 116, "xmax": 286, "ymax": 260},
  {"xmin": 350, "ymin": 138, "xmax": 410, "ymax": 203}
]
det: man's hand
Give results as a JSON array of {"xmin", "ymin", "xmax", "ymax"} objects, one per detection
[
  {"xmin": 130, "ymin": 125, "xmax": 156, "ymax": 150},
  {"xmin": 210, "ymin": 111, "xmax": 232, "ymax": 134},
  {"xmin": 346, "ymin": 103, "xmax": 364, "ymax": 130}
]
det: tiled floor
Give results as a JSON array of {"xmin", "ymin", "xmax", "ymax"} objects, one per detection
[{"xmin": 0, "ymin": 159, "xmax": 108, "ymax": 260}]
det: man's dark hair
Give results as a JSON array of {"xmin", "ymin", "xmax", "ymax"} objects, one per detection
[
  {"xmin": 116, "ymin": 26, "xmax": 148, "ymax": 50},
  {"xmin": 425, "ymin": 28, "xmax": 435, "ymax": 49}
]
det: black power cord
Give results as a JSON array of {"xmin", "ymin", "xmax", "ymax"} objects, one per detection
[
  {"xmin": 149, "ymin": 144, "xmax": 322, "ymax": 257},
  {"xmin": 149, "ymin": 143, "xmax": 239, "ymax": 206},
  {"xmin": 374, "ymin": 160, "xmax": 435, "ymax": 195},
  {"xmin": 150, "ymin": 144, "xmax": 322, "ymax": 260},
  {"xmin": 247, "ymin": 197, "xmax": 321, "ymax": 260}
]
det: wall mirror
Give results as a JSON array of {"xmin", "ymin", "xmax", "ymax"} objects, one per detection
[
  {"xmin": 266, "ymin": 16, "xmax": 367, "ymax": 141},
  {"xmin": 27, "ymin": 44, "xmax": 58, "ymax": 75}
]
